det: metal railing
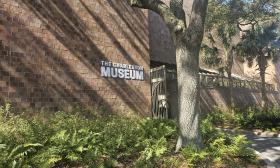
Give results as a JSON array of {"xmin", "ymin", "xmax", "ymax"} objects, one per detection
[
  {"xmin": 199, "ymin": 73, "xmax": 275, "ymax": 92},
  {"xmin": 151, "ymin": 65, "xmax": 168, "ymax": 118},
  {"xmin": 150, "ymin": 66, "xmax": 276, "ymax": 119},
  {"xmin": 151, "ymin": 66, "xmax": 275, "ymax": 92}
]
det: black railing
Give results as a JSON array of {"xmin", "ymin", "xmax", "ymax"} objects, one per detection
[{"xmin": 199, "ymin": 73, "xmax": 275, "ymax": 92}]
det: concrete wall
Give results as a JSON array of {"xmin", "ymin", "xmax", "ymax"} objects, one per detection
[
  {"xmin": 200, "ymin": 87, "xmax": 280, "ymax": 113},
  {"xmin": 0, "ymin": 0, "xmax": 151, "ymax": 115},
  {"xmin": 166, "ymin": 79, "xmax": 280, "ymax": 118}
]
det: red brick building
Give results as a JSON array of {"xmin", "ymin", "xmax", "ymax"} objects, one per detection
[
  {"xmin": 0, "ymin": 0, "xmax": 152, "ymax": 115},
  {"xmin": 0, "ymin": 0, "xmax": 279, "ymax": 116}
]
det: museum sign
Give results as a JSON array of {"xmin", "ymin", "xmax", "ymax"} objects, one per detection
[{"xmin": 100, "ymin": 61, "xmax": 144, "ymax": 80}]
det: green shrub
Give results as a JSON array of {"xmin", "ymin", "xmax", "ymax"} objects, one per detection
[
  {"xmin": 181, "ymin": 114, "xmax": 257, "ymax": 168},
  {"xmin": 0, "ymin": 104, "xmax": 258, "ymax": 168},
  {"xmin": 181, "ymin": 144, "xmax": 211, "ymax": 167},
  {"xmin": 208, "ymin": 106, "xmax": 280, "ymax": 131},
  {"xmin": 209, "ymin": 107, "xmax": 229, "ymax": 125},
  {"xmin": 0, "ymin": 105, "xmax": 177, "ymax": 168},
  {"xmin": 234, "ymin": 106, "xmax": 280, "ymax": 130},
  {"xmin": 207, "ymin": 107, "xmax": 238, "ymax": 127}
]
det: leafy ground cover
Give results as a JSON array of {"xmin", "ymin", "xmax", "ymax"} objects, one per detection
[
  {"xmin": 209, "ymin": 106, "xmax": 280, "ymax": 132},
  {"xmin": 0, "ymin": 104, "xmax": 259, "ymax": 167}
]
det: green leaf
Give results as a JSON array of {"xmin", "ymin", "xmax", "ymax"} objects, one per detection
[
  {"xmin": 0, "ymin": 144, "xmax": 6, "ymax": 149},
  {"xmin": 8, "ymin": 143, "xmax": 43, "ymax": 159}
]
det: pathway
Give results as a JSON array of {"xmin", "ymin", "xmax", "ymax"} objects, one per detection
[{"xmin": 243, "ymin": 131, "xmax": 280, "ymax": 168}]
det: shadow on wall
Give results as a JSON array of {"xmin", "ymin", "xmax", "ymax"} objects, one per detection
[
  {"xmin": 232, "ymin": 57, "xmax": 245, "ymax": 75},
  {"xmin": 274, "ymin": 60, "xmax": 280, "ymax": 98},
  {"xmin": 200, "ymin": 87, "xmax": 280, "ymax": 113},
  {"xmin": 148, "ymin": 10, "xmax": 176, "ymax": 65},
  {"xmin": 0, "ymin": 0, "xmax": 151, "ymax": 115}
]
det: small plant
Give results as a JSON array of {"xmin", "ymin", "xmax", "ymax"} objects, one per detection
[
  {"xmin": 181, "ymin": 144, "xmax": 211, "ymax": 167},
  {"xmin": 181, "ymin": 114, "xmax": 257, "ymax": 168},
  {"xmin": 0, "ymin": 103, "xmax": 12, "ymax": 122}
]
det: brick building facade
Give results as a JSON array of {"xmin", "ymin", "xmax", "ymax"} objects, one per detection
[
  {"xmin": 0, "ymin": 0, "xmax": 279, "ymax": 116},
  {"xmin": 0, "ymin": 0, "xmax": 151, "ymax": 115}
]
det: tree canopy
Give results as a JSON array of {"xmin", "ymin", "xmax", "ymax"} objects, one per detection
[{"xmin": 237, "ymin": 23, "xmax": 279, "ymax": 67}]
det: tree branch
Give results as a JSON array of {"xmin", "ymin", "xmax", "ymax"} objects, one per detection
[
  {"xmin": 170, "ymin": 0, "xmax": 186, "ymax": 26},
  {"xmin": 127, "ymin": 0, "xmax": 186, "ymax": 33},
  {"xmin": 186, "ymin": 0, "xmax": 208, "ymax": 48}
]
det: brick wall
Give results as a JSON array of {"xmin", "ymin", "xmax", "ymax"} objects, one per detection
[
  {"xmin": 149, "ymin": 0, "xmax": 193, "ymax": 66},
  {"xmin": 149, "ymin": 11, "xmax": 176, "ymax": 65},
  {"xmin": 0, "ymin": 0, "xmax": 151, "ymax": 115}
]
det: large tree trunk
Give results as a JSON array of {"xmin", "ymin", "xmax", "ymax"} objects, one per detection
[
  {"xmin": 258, "ymin": 52, "xmax": 268, "ymax": 109},
  {"xmin": 258, "ymin": 54, "xmax": 268, "ymax": 109},
  {"xmin": 227, "ymin": 68, "xmax": 234, "ymax": 111},
  {"xmin": 175, "ymin": 40, "xmax": 201, "ymax": 151},
  {"xmin": 127, "ymin": 0, "xmax": 208, "ymax": 151},
  {"xmin": 225, "ymin": 48, "xmax": 234, "ymax": 112},
  {"xmin": 175, "ymin": 0, "xmax": 208, "ymax": 151}
]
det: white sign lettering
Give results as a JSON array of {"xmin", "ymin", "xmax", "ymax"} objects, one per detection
[{"xmin": 100, "ymin": 61, "xmax": 144, "ymax": 80}]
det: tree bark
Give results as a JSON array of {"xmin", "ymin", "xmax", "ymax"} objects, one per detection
[
  {"xmin": 258, "ymin": 54, "xmax": 268, "ymax": 109},
  {"xmin": 170, "ymin": 0, "xmax": 186, "ymax": 26},
  {"xmin": 128, "ymin": 0, "xmax": 185, "ymax": 33},
  {"xmin": 225, "ymin": 48, "xmax": 234, "ymax": 112},
  {"xmin": 175, "ymin": 37, "xmax": 201, "ymax": 152},
  {"xmin": 175, "ymin": 0, "xmax": 208, "ymax": 151}
]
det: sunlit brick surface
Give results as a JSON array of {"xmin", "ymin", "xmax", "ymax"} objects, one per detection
[{"xmin": 0, "ymin": 0, "xmax": 151, "ymax": 115}]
